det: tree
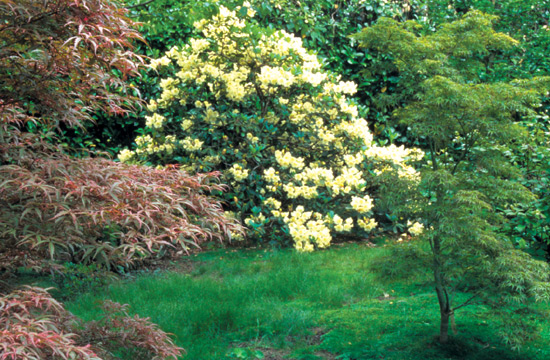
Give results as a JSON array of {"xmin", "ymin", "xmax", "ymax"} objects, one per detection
[
  {"xmin": 0, "ymin": 0, "xmax": 241, "ymax": 272},
  {"xmin": 353, "ymin": 11, "xmax": 550, "ymax": 346}
]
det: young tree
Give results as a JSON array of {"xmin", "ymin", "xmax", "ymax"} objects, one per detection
[{"xmin": 353, "ymin": 11, "xmax": 550, "ymax": 345}]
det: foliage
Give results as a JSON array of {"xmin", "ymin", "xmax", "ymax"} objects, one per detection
[
  {"xmin": 353, "ymin": 11, "xmax": 550, "ymax": 345},
  {"xmin": 120, "ymin": 5, "xmax": 422, "ymax": 249},
  {"xmin": 0, "ymin": 0, "xmax": 241, "ymax": 272},
  {"xmin": 80, "ymin": 300, "xmax": 183, "ymax": 359},
  {"xmin": 70, "ymin": 0, "xmax": 422, "ymax": 156},
  {"xmin": 0, "ymin": 286, "xmax": 182, "ymax": 359},
  {"xmin": 1, "ymin": 156, "xmax": 241, "ymax": 271}
]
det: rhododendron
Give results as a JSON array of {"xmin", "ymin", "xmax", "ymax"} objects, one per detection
[{"xmin": 121, "ymin": 4, "xmax": 422, "ymax": 250}]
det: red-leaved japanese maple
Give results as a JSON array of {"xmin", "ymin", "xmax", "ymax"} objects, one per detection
[
  {"xmin": 1, "ymin": 0, "xmax": 240, "ymax": 357},
  {"xmin": 0, "ymin": 0, "xmax": 242, "ymax": 272},
  {"xmin": 0, "ymin": 287, "xmax": 183, "ymax": 359}
]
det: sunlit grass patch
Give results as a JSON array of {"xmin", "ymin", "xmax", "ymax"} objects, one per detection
[{"xmin": 67, "ymin": 243, "xmax": 550, "ymax": 359}]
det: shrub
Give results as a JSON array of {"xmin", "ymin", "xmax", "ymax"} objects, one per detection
[
  {"xmin": 1, "ymin": 156, "xmax": 241, "ymax": 271},
  {"xmin": 0, "ymin": 0, "xmax": 242, "ymax": 272},
  {"xmin": 120, "ymin": 5, "xmax": 421, "ymax": 249},
  {"xmin": 0, "ymin": 287, "xmax": 183, "ymax": 359}
]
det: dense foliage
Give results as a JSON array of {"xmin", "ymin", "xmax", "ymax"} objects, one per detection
[
  {"xmin": 1, "ymin": 159, "xmax": 238, "ymax": 271},
  {"xmin": 0, "ymin": 287, "xmax": 182, "ymax": 359},
  {"xmin": 354, "ymin": 11, "xmax": 550, "ymax": 345},
  {"xmin": 0, "ymin": 1, "xmax": 240, "ymax": 357},
  {"xmin": 120, "ymin": 5, "xmax": 423, "ymax": 249},
  {"xmin": 68, "ymin": 0, "xmax": 419, "ymax": 155},
  {"xmin": 3, "ymin": 0, "xmax": 550, "ymax": 356},
  {"xmin": 0, "ymin": 0, "xmax": 240, "ymax": 272}
]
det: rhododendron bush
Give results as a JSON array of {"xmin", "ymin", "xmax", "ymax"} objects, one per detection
[{"xmin": 120, "ymin": 4, "xmax": 423, "ymax": 250}]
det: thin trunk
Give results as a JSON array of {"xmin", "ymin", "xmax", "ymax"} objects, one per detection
[
  {"xmin": 433, "ymin": 231, "xmax": 451, "ymax": 344},
  {"xmin": 439, "ymin": 310, "xmax": 450, "ymax": 343},
  {"xmin": 434, "ymin": 265, "xmax": 451, "ymax": 344}
]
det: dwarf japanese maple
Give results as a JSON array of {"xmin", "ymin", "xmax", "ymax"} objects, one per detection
[
  {"xmin": 0, "ymin": 0, "xmax": 241, "ymax": 272},
  {"xmin": 0, "ymin": 287, "xmax": 183, "ymax": 359}
]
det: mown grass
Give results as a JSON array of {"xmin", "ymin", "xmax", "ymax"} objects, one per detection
[{"xmin": 67, "ymin": 243, "xmax": 550, "ymax": 359}]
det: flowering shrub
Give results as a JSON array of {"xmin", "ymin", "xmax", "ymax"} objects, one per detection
[
  {"xmin": 121, "ymin": 4, "xmax": 422, "ymax": 250},
  {"xmin": 0, "ymin": 287, "xmax": 182, "ymax": 359}
]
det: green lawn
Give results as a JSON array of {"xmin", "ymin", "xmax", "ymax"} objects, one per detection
[{"xmin": 67, "ymin": 243, "xmax": 550, "ymax": 359}]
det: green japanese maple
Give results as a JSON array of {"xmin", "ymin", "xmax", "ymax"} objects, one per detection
[{"xmin": 353, "ymin": 11, "xmax": 550, "ymax": 346}]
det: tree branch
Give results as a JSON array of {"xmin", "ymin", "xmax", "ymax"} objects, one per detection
[
  {"xmin": 127, "ymin": 0, "xmax": 157, "ymax": 9},
  {"xmin": 452, "ymin": 292, "xmax": 480, "ymax": 311}
]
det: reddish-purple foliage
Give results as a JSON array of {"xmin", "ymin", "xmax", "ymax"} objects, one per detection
[
  {"xmin": 0, "ymin": 287, "xmax": 183, "ymax": 359},
  {"xmin": 0, "ymin": 0, "xmax": 243, "ymax": 271},
  {"xmin": 0, "ymin": 287, "xmax": 101, "ymax": 359},
  {"xmin": 0, "ymin": 0, "xmax": 145, "ymax": 128},
  {"xmin": 0, "ymin": 1, "xmax": 236, "ymax": 358},
  {"xmin": 1, "ymin": 156, "xmax": 241, "ymax": 270}
]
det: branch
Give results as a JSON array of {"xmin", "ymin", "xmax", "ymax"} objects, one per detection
[
  {"xmin": 452, "ymin": 292, "xmax": 480, "ymax": 311},
  {"xmin": 127, "ymin": 0, "xmax": 157, "ymax": 9}
]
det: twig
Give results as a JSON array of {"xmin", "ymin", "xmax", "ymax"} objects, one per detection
[{"xmin": 127, "ymin": 0, "xmax": 156, "ymax": 9}]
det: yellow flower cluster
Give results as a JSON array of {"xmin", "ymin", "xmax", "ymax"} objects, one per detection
[
  {"xmin": 263, "ymin": 167, "xmax": 280, "ymax": 183},
  {"xmin": 150, "ymin": 56, "xmax": 171, "ymax": 70},
  {"xmin": 263, "ymin": 197, "xmax": 281, "ymax": 209},
  {"xmin": 145, "ymin": 113, "xmax": 165, "ymax": 129},
  {"xmin": 330, "ymin": 167, "xmax": 365, "ymax": 195},
  {"xmin": 282, "ymin": 206, "xmax": 332, "ymax": 252},
  {"xmin": 275, "ymin": 150, "xmax": 305, "ymax": 170},
  {"xmin": 229, "ymin": 163, "xmax": 249, "ymax": 181},
  {"xmin": 283, "ymin": 183, "xmax": 318, "ymax": 199},
  {"xmin": 407, "ymin": 221, "xmax": 424, "ymax": 236},
  {"xmin": 181, "ymin": 119, "xmax": 193, "ymax": 131},
  {"xmin": 132, "ymin": 134, "xmax": 176, "ymax": 155},
  {"xmin": 258, "ymin": 66, "xmax": 296, "ymax": 90},
  {"xmin": 246, "ymin": 133, "xmax": 259, "ymax": 143},
  {"xmin": 358, "ymin": 217, "xmax": 377, "ymax": 232},
  {"xmin": 365, "ymin": 144, "xmax": 423, "ymax": 182},
  {"xmin": 181, "ymin": 137, "xmax": 203, "ymax": 152},
  {"xmin": 350, "ymin": 195, "xmax": 374, "ymax": 214},
  {"xmin": 147, "ymin": 100, "xmax": 158, "ymax": 112},
  {"xmin": 364, "ymin": 144, "xmax": 424, "ymax": 163},
  {"xmin": 332, "ymin": 214, "xmax": 354, "ymax": 232},
  {"xmin": 294, "ymin": 167, "xmax": 334, "ymax": 185},
  {"xmin": 118, "ymin": 148, "xmax": 134, "ymax": 163}
]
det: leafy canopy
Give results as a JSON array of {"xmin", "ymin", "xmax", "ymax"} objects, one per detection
[{"xmin": 353, "ymin": 10, "xmax": 550, "ymax": 346}]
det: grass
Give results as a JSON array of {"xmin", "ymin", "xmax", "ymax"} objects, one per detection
[{"xmin": 66, "ymin": 243, "xmax": 550, "ymax": 359}]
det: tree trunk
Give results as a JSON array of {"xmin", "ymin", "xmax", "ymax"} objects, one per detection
[
  {"xmin": 433, "ymin": 234, "xmax": 451, "ymax": 344},
  {"xmin": 439, "ymin": 309, "xmax": 450, "ymax": 343}
]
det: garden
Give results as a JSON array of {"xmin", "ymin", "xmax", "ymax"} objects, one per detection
[{"xmin": 2, "ymin": 0, "xmax": 550, "ymax": 359}]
